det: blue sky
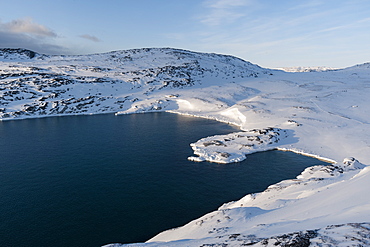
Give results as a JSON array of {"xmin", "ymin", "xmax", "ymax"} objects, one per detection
[{"xmin": 0, "ymin": 0, "xmax": 369, "ymax": 68}]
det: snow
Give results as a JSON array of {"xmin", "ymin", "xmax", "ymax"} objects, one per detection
[
  {"xmin": 1, "ymin": 48, "xmax": 370, "ymax": 246},
  {"xmin": 187, "ymin": 128, "xmax": 293, "ymax": 163},
  {"xmin": 275, "ymin": 66, "xmax": 339, "ymax": 72}
]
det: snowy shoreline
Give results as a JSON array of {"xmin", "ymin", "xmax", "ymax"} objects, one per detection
[
  {"xmin": 1, "ymin": 108, "xmax": 337, "ymax": 164},
  {"xmin": 1, "ymin": 48, "xmax": 370, "ymax": 246},
  {"xmin": 3, "ymin": 108, "xmax": 368, "ymax": 246},
  {"xmin": 165, "ymin": 110, "xmax": 338, "ymax": 164}
]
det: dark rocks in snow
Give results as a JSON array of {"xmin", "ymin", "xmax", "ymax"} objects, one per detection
[
  {"xmin": 218, "ymin": 152, "xmax": 231, "ymax": 158},
  {"xmin": 287, "ymin": 119, "xmax": 302, "ymax": 126},
  {"xmin": 203, "ymin": 140, "xmax": 226, "ymax": 147},
  {"xmin": 255, "ymin": 230, "xmax": 317, "ymax": 247},
  {"xmin": 0, "ymin": 47, "xmax": 274, "ymax": 120},
  {"xmin": 342, "ymin": 157, "xmax": 366, "ymax": 170},
  {"xmin": 204, "ymin": 222, "xmax": 370, "ymax": 247},
  {"xmin": 0, "ymin": 48, "xmax": 37, "ymax": 59},
  {"xmin": 105, "ymin": 222, "xmax": 370, "ymax": 246}
]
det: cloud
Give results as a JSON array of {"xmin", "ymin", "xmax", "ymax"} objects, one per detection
[
  {"xmin": 0, "ymin": 18, "xmax": 67, "ymax": 54},
  {"xmin": 79, "ymin": 34, "xmax": 101, "ymax": 42},
  {"xmin": 1, "ymin": 17, "xmax": 57, "ymax": 37},
  {"xmin": 205, "ymin": 0, "xmax": 251, "ymax": 9},
  {"xmin": 287, "ymin": 0, "xmax": 324, "ymax": 11},
  {"xmin": 200, "ymin": 0, "xmax": 254, "ymax": 26},
  {"xmin": 316, "ymin": 17, "xmax": 370, "ymax": 33},
  {"xmin": 0, "ymin": 30, "xmax": 68, "ymax": 54}
]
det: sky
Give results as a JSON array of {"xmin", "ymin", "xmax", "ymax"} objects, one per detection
[{"xmin": 0, "ymin": 0, "xmax": 369, "ymax": 68}]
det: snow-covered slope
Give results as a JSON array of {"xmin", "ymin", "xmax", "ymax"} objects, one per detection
[
  {"xmin": 136, "ymin": 158, "xmax": 369, "ymax": 246},
  {"xmin": 0, "ymin": 48, "xmax": 267, "ymax": 120},
  {"xmin": 1, "ymin": 48, "xmax": 370, "ymax": 246}
]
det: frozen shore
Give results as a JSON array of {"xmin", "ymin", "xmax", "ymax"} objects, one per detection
[
  {"xmin": 112, "ymin": 54, "xmax": 370, "ymax": 246},
  {"xmin": 1, "ymin": 48, "xmax": 369, "ymax": 246}
]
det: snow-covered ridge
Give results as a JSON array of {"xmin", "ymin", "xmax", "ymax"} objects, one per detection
[
  {"xmin": 0, "ymin": 48, "xmax": 38, "ymax": 60},
  {"xmin": 0, "ymin": 47, "xmax": 269, "ymax": 120},
  {"xmin": 1, "ymin": 47, "xmax": 370, "ymax": 246}
]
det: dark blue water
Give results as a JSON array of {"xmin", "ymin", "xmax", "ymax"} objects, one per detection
[{"xmin": 0, "ymin": 113, "xmax": 327, "ymax": 247}]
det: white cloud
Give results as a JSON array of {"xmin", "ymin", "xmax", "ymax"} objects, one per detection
[
  {"xmin": 316, "ymin": 17, "xmax": 370, "ymax": 33},
  {"xmin": 200, "ymin": 0, "xmax": 254, "ymax": 26},
  {"xmin": 205, "ymin": 0, "xmax": 251, "ymax": 9},
  {"xmin": 0, "ymin": 30, "xmax": 68, "ymax": 54},
  {"xmin": 287, "ymin": 1, "xmax": 324, "ymax": 11},
  {"xmin": 79, "ymin": 34, "xmax": 101, "ymax": 42},
  {"xmin": 1, "ymin": 17, "xmax": 57, "ymax": 37},
  {"xmin": 0, "ymin": 18, "xmax": 67, "ymax": 54}
]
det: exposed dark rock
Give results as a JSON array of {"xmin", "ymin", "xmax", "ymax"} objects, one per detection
[{"xmin": 203, "ymin": 140, "xmax": 226, "ymax": 147}]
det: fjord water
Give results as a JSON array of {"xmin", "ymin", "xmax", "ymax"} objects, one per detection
[{"xmin": 0, "ymin": 113, "xmax": 327, "ymax": 247}]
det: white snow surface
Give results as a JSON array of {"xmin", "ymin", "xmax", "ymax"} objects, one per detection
[
  {"xmin": 1, "ymin": 48, "xmax": 370, "ymax": 246},
  {"xmin": 275, "ymin": 66, "xmax": 339, "ymax": 72}
]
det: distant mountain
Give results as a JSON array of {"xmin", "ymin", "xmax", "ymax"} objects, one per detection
[
  {"xmin": 0, "ymin": 48, "xmax": 38, "ymax": 60},
  {"xmin": 0, "ymin": 47, "xmax": 272, "ymax": 120}
]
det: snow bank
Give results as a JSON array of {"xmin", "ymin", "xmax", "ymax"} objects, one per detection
[
  {"xmin": 188, "ymin": 127, "xmax": 293, "ymax": 163},
  {"xmin": 105, "ymin": 159, "xmax": 370, "ymax": 247},
  {"xmin": 1, "ymin": 48, "xmax": 370, "ymax": 246}
]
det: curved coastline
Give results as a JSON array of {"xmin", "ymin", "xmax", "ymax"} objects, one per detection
[
  {"xmin": 2, "ymin": 108, "xmax": 337, "ymax": 164},
  {"xmin": 3, "ymin": 96, "xmax": 370, "ymax": 247},
  {"xmin": 165, "ymin": 110, "xmax": 338, "ymax": 165},
  {"xmin": 114, "ymin": 108, "xmax": 370, "ymax": 246},
  {"xmin": 1, "ymin": 48, "xmax": 369, "ymax": 246},
  {"xmin": 4, "ymin": 112, "xmax": 356, "ymax": 246}
]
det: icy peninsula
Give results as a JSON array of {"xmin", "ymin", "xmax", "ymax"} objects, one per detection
[{"xmin": 1, "ymin": 48, "xmax": 370, "ymax": 246}]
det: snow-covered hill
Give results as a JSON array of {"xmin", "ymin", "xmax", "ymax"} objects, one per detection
[
  {"xmin": 0, "ymin": 48, "xmax": 268, "ymax": 120},
  {"xmin": 1, "ymin": 48, "xmax": 370, "ymax": 246}
]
